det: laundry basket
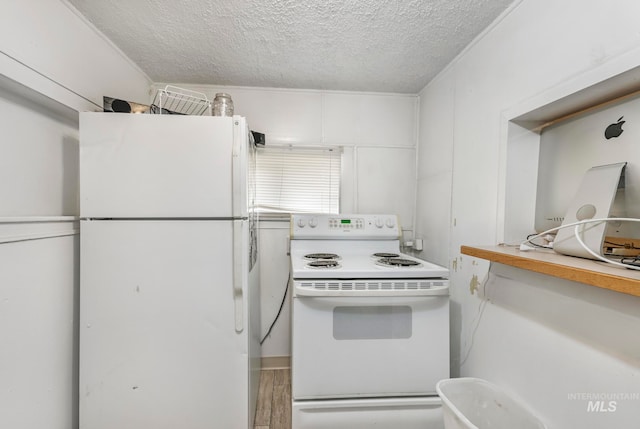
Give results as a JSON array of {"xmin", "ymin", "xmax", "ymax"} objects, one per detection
[{"xmin": 436, "ymin": 378, "xmax": 546, "ymax": 429}]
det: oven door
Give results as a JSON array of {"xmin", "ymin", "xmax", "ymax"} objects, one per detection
[{"xmin": 291, "ymin": 294, "xmax": 449, "ymax": 399}]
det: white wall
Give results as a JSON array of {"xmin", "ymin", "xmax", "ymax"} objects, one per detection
[
  {"xmin": 0, "ymin": 2, "xmax": 150, "ymax": 429},
  {"xmin": 0, "ymin": 86, "xmax": 79, "ymax": 216},
  {"xmin": 415, "ymin": 72, "xmax": 455, "ymax": 267},
  {"xmin": 0, "ymin": 0, "xmax": 150, "ymax": 109},
  {"xmin": 417, "ymin": 0, "xmax": 640, "ymax": 427},
  {"xmin": 0, "ymin": 232, "xmax": 79, "ymax": 429},
  {"xmin": 154, "ymin": 83, "xmax": 420, "ymax": 359}
]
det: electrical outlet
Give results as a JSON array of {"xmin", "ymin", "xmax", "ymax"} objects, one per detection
[{"xmin": 414, "ymin": 238, "xmax": 423, "ymax": 251}]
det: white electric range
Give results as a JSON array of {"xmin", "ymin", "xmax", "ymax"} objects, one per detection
[{"xmin": 290, "ymin": 214, "xmax": 449, "ymax": 429}]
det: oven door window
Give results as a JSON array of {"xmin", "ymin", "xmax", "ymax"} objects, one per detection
[{"xmin": 333, "ymin": 305, "xmax": 412, "ymax": 340}]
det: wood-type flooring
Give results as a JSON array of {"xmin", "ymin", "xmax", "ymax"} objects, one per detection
[{"xmin": 254, "ymin": 369, "xmax": 291, "ymax": 429}]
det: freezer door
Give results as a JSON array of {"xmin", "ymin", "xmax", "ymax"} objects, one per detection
[
  {"xmin": 80, "ymin": 113, "xmax": 244, "ymax": 218},
  {"xmin": 79, "ymin": 220, "xmax": 252, "ymax": 429}
]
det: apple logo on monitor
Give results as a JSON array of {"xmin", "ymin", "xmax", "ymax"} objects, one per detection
[{"xmin": 604, "ymin": 116, "xmax": 625, "ymax": 139}]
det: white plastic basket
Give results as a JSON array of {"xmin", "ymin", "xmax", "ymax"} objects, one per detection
[
  {"xmin": 436, "ymin": 378, "xmax": 546, "ymax": 429},
  {"xmin": 151, "ymin": 85, "xmax": 211, "ymax": 115}
]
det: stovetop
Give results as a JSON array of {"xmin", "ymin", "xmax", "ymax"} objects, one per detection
[
  {"xmin": 290, "ymin": 246, "xmax": 448, "ymax": 279},
  {"xmin": 289, "ymin": 214, "xmax": 449, "ymax": 280}
]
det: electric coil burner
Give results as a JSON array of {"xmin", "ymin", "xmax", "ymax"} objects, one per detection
[
  {"xmin": 304, "ymin": 252, "xmax": 341, "ymax": 260},
  {"xmin": 372, "ymin": 252, "xmax": 400, "ymax": 258},
  {"xmin": 290, "ymin": 214, "xmax": 450, "ymax": 428},
  {"xmin": 376, "ymin": 257, "xmax": 422, "ymax": 267},
  {"xmin": 306, "ymin": 259, "xmax": 341, "ymax": 269}
]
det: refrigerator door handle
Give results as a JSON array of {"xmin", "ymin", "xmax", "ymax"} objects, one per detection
[
  {"xmin": 232, "ymin": 220, "xmax": 244, "ymax": 332},
  {"xmin": 231, "ymin": 118, "xmax": 248, "ymax": 219}
]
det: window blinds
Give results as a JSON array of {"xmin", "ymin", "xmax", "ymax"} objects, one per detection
[{"xmin": 255, "ymin": 146, "xmax": 341, "ymax": 214}]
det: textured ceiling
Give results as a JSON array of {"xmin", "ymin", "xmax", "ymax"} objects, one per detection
[{"xmin": 67, "ymin": 0, "xmax": 514, "ymax": 94}]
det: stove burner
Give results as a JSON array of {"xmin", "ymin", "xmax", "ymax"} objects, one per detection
[
  {"xmin": 304, "ymin": 253, "xmax": 341, "ymax": 260},
  {"xmin": 307, "ymin": 260, "xmax": 341, "ymax": 269},
  {"xmin": 376, "ymin": 257, "xmax": 422, "ymax": 268},
  {"xmin": 372, "ymin": 252, "xmax": 400, "ymax": 258}
]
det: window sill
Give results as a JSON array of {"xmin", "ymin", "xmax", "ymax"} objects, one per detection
[{"xmin": 461, "ymin": 245, "xmax": 640, "ymax": 297}]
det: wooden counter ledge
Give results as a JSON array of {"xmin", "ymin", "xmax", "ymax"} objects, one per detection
[{"xmin": 460, "ymin": 245, "xmax": 640, "ymax": 297}]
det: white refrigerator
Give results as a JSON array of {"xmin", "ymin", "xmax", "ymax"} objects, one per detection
[{"xmin": 78, "ymin": 113, "xmax": 261, "ymax": 429}]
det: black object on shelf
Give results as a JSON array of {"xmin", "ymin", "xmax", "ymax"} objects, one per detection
[{"xmin": 251, "ymin": 130, "xmax": 265, "ymax": 146}]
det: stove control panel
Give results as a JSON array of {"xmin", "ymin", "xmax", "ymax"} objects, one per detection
[
  {"xmin": 291, "ymin": 214, "xmax": 400, "ymax": 239},
  {"xmin": 329, "ymin": 217, "xmax": 364, "ymax": 229}
]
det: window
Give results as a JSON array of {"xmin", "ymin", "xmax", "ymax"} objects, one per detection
[{"xmin": 255, "ymin": 146, "xmax": 341, "ymax": 214}]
